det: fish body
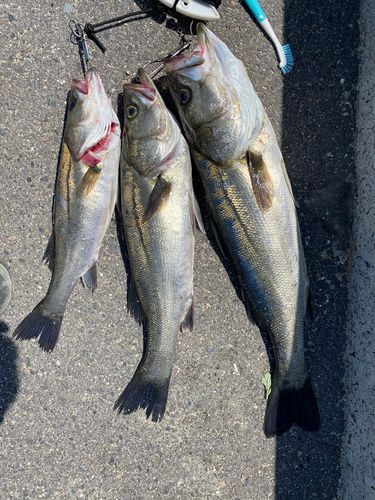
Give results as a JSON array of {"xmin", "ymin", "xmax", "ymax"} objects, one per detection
[
  {"xmin": 164, "ymin": 24, "xmax": 319, "ymax": 436},
  {"xmin": 14, "ymin": 69, "xmax": 121, "ymax": 352},
  {"xmin": 115, "ymin": 69, "xmax": 202, "ymax": 422}
]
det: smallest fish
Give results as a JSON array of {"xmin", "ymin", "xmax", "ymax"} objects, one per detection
[{"xmin": 13, "ymin": 69, "xmax": 121, "ymax": 352}]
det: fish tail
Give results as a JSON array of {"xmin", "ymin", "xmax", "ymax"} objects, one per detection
[
  {"xmin": 114, "ymin": 362, "xmax": 171, "ymax": 423},
  {"xmin": 13, "ymin": 301, "xmax": 64, "ymax": 352},
  {"xmin": 264, "ymin": 377, "xmax": 320, "ymax": 437}
]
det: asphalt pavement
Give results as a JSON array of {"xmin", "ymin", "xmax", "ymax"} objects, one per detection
[
  {"xmin": 339, "ymin": 1, "xmax": 375, "ymax": 498},
  {"xmin": 0, "ymin": 0, "xmax": 364, "ymax": 499}
]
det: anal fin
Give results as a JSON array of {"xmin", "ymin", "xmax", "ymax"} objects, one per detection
[
  {"xmin": 43, "ymin": 230, "xmax": 55, "ymax": 272},
  {"xmin": 240, "ymin": 282, "xmax": 268, "ymax": 332},
  {"xmin": 280, "ymin": 158, "xmax": 299, "ymax": 208},
  {"xmin": 81, "ymin": 262, "xmax": 98, "ymax": 291},
  {"xmin": 180, "ymin": 297, "xmax": 195, "ymax": 332},
  {"xmin": 127, "ymin": 277, "xmax": 144, "ymax": 325},
  {"xmin": 210, "ymin": 215, "xmax": 231, "ymax": 261},
  {"xmin": 304, "ymin": 286, "xmax": 315, "ymax": 325}
]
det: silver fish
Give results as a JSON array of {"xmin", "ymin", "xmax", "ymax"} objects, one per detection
[
  {"xmin": 114, "ymin": 69, "xmax": 203, "ymax": 422},
  {"xmin": 164, "ymin": 24, "xmax": 320, "ymax": 437},
  {"xmin": 14, "ymin": 69, "xmax": 121, "ymax": 352}
]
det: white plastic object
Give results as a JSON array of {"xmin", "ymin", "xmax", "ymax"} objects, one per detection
[
  {"xmin": 159, "ymin": 0, "xmax": 175, "ymax": 7},
  {"xmin": 259, "ymin": 19, "xmax": 286, "ymax": 69},
  {"xmin": 176, "ymin": 0, "xmax": 220, "ymax": 20},
  {"xmin": 159, "ymin": 0, "xmax": 220, "ymax": 21}
]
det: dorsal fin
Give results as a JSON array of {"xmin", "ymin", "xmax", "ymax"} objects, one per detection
[
  {"xmin": 210, "ymin": 215, "xmax": 230, "ymax": 260},
  {"xmin": 280, "ymin": 158, "xmax": 299, "ymax": 208},
  {"xmin": 189, "ymin": 193, "xmax": 205, "ymax": 235}
]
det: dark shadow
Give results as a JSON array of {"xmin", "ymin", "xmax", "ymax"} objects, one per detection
[
  {"xmin": 275, "ymin": 0, "xmax": 360, "ymax": 498},
  {"xmin": 0, "ymin": 322, "xmax": 19, "ymax": 424}
]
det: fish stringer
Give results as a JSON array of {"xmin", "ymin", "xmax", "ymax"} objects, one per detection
[
  {"xmin": 69, "ymin": 19, "xmax": 93, "ymax": 77},
  {"xmin": 142, "ymin": 21, "xmax": 193, "ymax": 79}
]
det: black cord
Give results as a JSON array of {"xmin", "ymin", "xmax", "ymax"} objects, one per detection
[{"xmin": 84, "ymin": 9, "xmax": 155, "ymax": 53}]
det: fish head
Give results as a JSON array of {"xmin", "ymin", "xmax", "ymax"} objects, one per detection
[
  {"xmin": 123, "ymin": 68, "xmax": 180, "ymax": 176},
  {"xmin": 66, "ymin": 68, "xmax": 120, "ymax": 167},
  {"xmin": 164, "ymin": 23, "xmax": 241, "ymax": 165}
]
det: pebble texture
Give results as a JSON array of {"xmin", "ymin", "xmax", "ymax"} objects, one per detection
[
  {"xmin": 339, "ymin": 1, "xmax": 375, "ymax": 498},
  {"xmin": 0, "ymin": 0, "xmax": 359, "ymax": 499}
]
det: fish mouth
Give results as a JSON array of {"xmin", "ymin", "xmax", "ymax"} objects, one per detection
[
  {"xmin": 70, "ymin": 69, "xmax": 120, "ymax": 166},
  {"xmin": 123, "ymin": 68, "xmax": 157, "ymax": 104},
  {"xmin": 71, "ymin": 68, "xmax": 103, "ymax": 99},
  {"xmin": 80, "ymin": 121, "xmax": 120, "ymax": 167},
  {"xmin": 164, "ymin": 23, "xmax": 212, "ymax": 78}
]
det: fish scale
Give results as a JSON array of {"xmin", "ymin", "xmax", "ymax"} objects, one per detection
[
  {"xmin": 115, "ymin": 69, "xmax": 201, "ymax": 422},
  {"xmin": 13, "ymin": 68, "xmax": 121, "ymax": 353},
  {"xmin": 165, "ymin": 23, "xmax": 319, "ymax": 437}
]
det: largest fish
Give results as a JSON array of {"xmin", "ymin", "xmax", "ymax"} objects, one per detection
[
  {"xmin": 13, "ymin": 68, "xmax": 121, "ymax": 352},
  {"xmin": 114, "ymin": 69, "xmax": 202, "ymax": 422},
  {"xmin": 164, "ymin": 24, "xmax": 320, "ymax": 437}
]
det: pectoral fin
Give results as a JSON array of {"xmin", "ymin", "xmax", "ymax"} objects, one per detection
[
  {"xmin": 247, "ymin": 151, "xmax": 274, "ymax": 211},
  {"xmin": 143, "ymin": 176, "xmax": 171, "ymax": 222},
  {"xmin": 77, "ymin": 166, "xmax": 102, "ymax": 198}
]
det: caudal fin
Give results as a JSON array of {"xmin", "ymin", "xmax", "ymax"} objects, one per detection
[
  {"xmin": 13, "ymin": 302, "xmax": 63, "ymax": 352},
  {"xmin": 264, "ymin": 377, "xmax": 320, "ymax": 438},
  {"xmin": 114, "ymin": 363, "xmax": 171, "ymax": 423}
]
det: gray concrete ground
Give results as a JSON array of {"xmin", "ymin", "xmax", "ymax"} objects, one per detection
[
  {"xmin": 339, "ymin": 0, "xmax": 375, "ymax": 498},
  {"xmin": 0, "ymin": 0, "xmax": 363, "ymax": 499}
]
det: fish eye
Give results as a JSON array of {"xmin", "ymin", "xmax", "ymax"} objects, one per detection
[
  {"xmin": 127, "ymin": 105, "xmax": 138, "ymax": 119},
  {"xmin": 177, "ymin": 88, "xmax": 191, "ymax": 105},
  {"xmin": 70, "ymin": 99, "xmax": 77, "ymax": 110}
]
